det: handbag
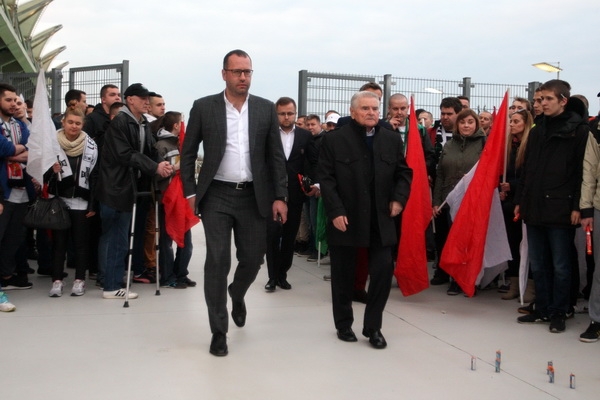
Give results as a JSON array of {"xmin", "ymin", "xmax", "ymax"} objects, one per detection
[{"xmin": 23, "ymin": 195, "xmax": 71, "ymax": 230}]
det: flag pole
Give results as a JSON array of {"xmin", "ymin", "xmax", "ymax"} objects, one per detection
[{"xmin": 502, "ymin": 88, "xmax": 511, "ymax": 183}]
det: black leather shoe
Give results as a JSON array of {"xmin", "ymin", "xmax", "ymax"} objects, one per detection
[
  {"xmin": 362, "ymin": 328, "xmax": 387, "ymax": 349},
  {"xmin": 265, "ymin": 279, "xmax": 277, "ymax": 292},
  {"xmin": 209, "ymin": 333, "xmax": 228, "ymax": 356},
  {"xmin": 337, "ymin": 327, "xmax": 358, "ymax": 342},
  {"xmin": 228, "ymin": 284, "xmax": 246, "ymax": 327},
  {"xmin": 277, "ymin": 278, "xmax": 292, "ymax": 290}
]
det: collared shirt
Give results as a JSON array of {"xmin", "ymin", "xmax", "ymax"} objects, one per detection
[
  {"xmin": 215, "ymin": 93, "xmax": 252, "ymax": 182},
  {"xmin": 279, "ymin": 125, "xmax": 295, "ymax": 160}
]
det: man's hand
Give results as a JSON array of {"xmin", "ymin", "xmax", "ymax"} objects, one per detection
[
  {"xmin": 14, "ymin": 144, "xmax": 26, "ymax": 155},
  {"xmin": 432, "ymin": 206, "xmax": 441, "ymax": 217},
  {"xmin": 8, "ymin": 150, "xmax": 28, "ymax": 163},
  {"xmin": 272, "ymin": 200, "xmax": 287, "ymax": 224},
  {"xmin": 187, "ymin": 196, "xmax": 196, "ymax": 214},
  {"xmin": 305, "ymin": 185, "xmax": 319, "ymax": 197},
  {"xmin": 156, "ymin": 161, "xmax": 173, "ymax": 177},
  {"xmin": 571, "ymin": 210, "xmax": 581, "ymax": 225},
  {"xmin": 333, "ymin": 215, "xmax": 348, "ymax": 232},
  {"xmin": 581, "ymin": 217, "xmax": 593, "ymax": 231},
  {"xmin": 388, "ymin": 116, "xmax": 402, "ymax": 130},
  {"xmin": 389, "ymin": 201, "xmax": 403, "ymax": 217}
]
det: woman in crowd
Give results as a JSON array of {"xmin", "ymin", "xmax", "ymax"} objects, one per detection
[
  {"xmin": 499, "ymin": 109, "xmax": 534, "ymax": 301},
  {"xmin": 46, "ymin": 105, "xmax": 98, "ymax": 297},
  {"xmin": 432, "ymin": 108, "xmax": 486, "ymax": 295}
]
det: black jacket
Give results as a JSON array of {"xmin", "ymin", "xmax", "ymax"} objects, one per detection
[
  {"xmin": 515, "ymin": 110, "xmax": 589, "ymax": 228},
  {"xmin": 45, "ymin": 152, "xmax": 99, "ymax": 213},
  {"xmin": 318, "ymin": 119, "xmax": 412, "ymax": 247},
  {"xmin": 95, "ymin": 107, "xmax": 158, "ymax": 212},
  {"xmin": 83, "ymin": 104, "xmax": 111, "ymax": 151}
]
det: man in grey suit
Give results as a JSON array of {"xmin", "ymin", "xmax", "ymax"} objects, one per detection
[{"xmin": 181, "ymin": 49, "xmax": 288, "ymax": 356}]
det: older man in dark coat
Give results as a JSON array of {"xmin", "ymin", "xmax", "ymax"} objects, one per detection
[{"xmin": 318, "ymin": 91, "xmax": 412, "ymax": 349}]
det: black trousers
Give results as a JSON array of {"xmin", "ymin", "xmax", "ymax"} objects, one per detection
[
  {"xmin": 52, "ymin": 209, "xmax": 90, "ymax": 281},
  {"xmin": 330, "ymin": 242, "xmax": 394, "ymax": 331},
  {"xmin": 266, "ymin": 198, "xmax": 303, "ymax": 281},
  {"xmin": 198, "ymin": 182, "xmax": 266, "ymax": 334}
]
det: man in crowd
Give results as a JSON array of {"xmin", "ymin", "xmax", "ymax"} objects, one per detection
[
  {"xmin": 479, "ymin": 111, "xmax": 493, "ymax": 135},
  {"xmin": 515, "ymin": 80, "xmax": 588, "ymax": 333},
  {"xmin": 319, "ymin": 90, "xmax": 412, "ymax": 349},
  {"xmin": 0, "ymin": 83, "xmax": 33, "ymax": 290},
  {"xmin": 53, "ymin": 89, "xmax": 87, "ymax": 128},
  {"xmin": 457, "ymin": 95, "xmax": 470, "ymax": 109},
  {"xmin": 265, "ymin": 97, "xmax": 318, "ymax": 292},
  {"xmin": 84, "ymin": 84, "xmax": 121, "ymax": 151},
  {"xmin": 96, "ymin": 83, "xmax": 173, "ymax": 300},
  {"xmin": 181, "ymin": 49, "xmax": 288, "ymax": 357}
]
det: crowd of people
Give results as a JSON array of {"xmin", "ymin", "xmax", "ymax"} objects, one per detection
[{"xmin": 1, "ymin": 49, "xmax": 600, "ymax": 356}]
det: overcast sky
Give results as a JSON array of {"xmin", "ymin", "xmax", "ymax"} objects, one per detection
[{"xmin": 37, "ymin": 0, "xmax": 599, "ymax": 117}]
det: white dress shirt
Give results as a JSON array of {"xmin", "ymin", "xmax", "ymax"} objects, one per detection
[
  {"xmin": 279, "ymin": 126, "xmax": 295, "ymax": 160},
  {"xmin": 215, "ymin": 93, "xmax": 252, "ymax": 182}
]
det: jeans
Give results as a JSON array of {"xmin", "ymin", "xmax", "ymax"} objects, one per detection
[
  {"xmin": 98, "ymin": 203, "xmax": 132, "ymax": 291},
  {"xmin": 0, "ymin": 201, "xmax": 28, "ymax": 278},
  {"xmin": 158, "ymin": 204, "xmax": 192, "ymax": 284},
  {"xmin": 526, "ymin": 224, "xmax": 574, "ymax": 317}
]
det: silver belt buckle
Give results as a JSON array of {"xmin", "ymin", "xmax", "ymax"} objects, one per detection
[{"xmin": 235, "ymin": 182, "xmax": 244, "ymax": 190}]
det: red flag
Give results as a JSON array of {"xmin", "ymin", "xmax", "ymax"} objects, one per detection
[
  {"xmin": 162, "ymin": 119, "xmax": 200, "ymax": 248},
  {"xmin": 394, "ymin": 96, "xmax": 432, "ymax": 296},
  {"xmin": 163, "ymin": 172, "xmax": 199, "ymax": 247},
  {"xmin": 439, "ymin": 92, "xmax": 509, "ymax": 297}
]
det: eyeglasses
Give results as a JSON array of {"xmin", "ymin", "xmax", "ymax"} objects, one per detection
[
  {"xmin": 277, "ymin": 112, "xmax": 296, "ymax": 117},
  {"xmin": 224, "ymin": 69, "xmax": 253, "ymax": 77}
]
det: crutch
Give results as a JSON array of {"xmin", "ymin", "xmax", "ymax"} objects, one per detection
[
  {"xmin": 123, "ymin": 190, "xmax": 138, "ymax": 308},
  {"xmin": 153, "ymin": 183, "xmax": 161, "ymax": 296}
]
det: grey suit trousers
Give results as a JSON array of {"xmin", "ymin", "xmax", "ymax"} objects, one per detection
[{"xmin": 199, "ymin": 181, "xmax": 267, "ymax": 334}]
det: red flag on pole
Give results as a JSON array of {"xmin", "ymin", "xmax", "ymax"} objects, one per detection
[
  {"xmin": 439, "ymin": 92, "xmax": 509, "ymax": 297},
  {"xmin": 394, "ymin": 96, "xmax": 432, "ymax": 296}
]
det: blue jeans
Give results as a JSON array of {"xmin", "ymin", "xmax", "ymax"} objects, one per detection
[
  {"xmin": 158, "ymin": 204, "xmax": 193, "ymax": 283},
  {"xmin": 526, "ymin": 224, "xmax": 574, "ymax": 317},
  {"xmin": 98, "ymin": 203, "xmax": 132, "ymax": 291}
]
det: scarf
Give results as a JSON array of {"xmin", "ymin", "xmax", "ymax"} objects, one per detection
[
  {"xmin": 56, "ymin": 132, "xmax": 98, "ymax": 190},
  {"xmin": 57, "ymin": 129, "xmax": 86, "ymax": 157}
]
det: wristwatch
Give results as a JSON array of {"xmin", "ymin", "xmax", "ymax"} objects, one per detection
[{"xmin": 275, "ymin": 196, "xmax": 288, "ymax": 203}]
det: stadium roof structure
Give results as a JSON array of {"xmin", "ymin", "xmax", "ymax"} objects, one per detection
[{"xmin": 0, "ymin": 0, "xmax": 64, "ymax": 73}]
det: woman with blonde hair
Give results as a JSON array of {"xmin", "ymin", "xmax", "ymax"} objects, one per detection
[
  {"xmin": 46, "ymin": 104, "xmax": 98, "ymax": 297},
  {"xmin": 499, "ymin": 109, "xmax": 534, "ymax": 300}
]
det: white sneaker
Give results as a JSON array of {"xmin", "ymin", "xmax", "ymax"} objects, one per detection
[
  {"xmin": 0, "ymin": 291, "xmax": 15, "ymax": 312},
  {"xmin": 103, "ymin": 289, "xmax": 138, "ymax": 299},
  {"xmin": 71, "ymin": 280, "xmax": 86, "ymax": 296},
  {"xmin": 49, "ymin": 280, "xmax": 64, "ymax": 297}
]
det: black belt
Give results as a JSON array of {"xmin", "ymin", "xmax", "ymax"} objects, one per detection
[{"xmin": 213, "ymin": 180, "xmax": 253, "ymax": 190}]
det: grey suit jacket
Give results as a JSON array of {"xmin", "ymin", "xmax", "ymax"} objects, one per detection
[{"xmin": 180, "ymin": 91, "xmax": 288, "ymax": 218}]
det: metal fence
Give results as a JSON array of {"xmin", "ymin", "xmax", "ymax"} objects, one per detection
[
  {"xmin": 0, "ymin": 69, "xmax": 63, "ymax": 114},
  {"xmin": 65, "ymin": 61, "xmax": 129, "ymax": 109},
  {"xmin": 298, "ymin": 70, "xmax": 541, "ymax": 120},
  {"xmin": 0, "ymin": 61, "xmax": 129, "ymax": 115}
]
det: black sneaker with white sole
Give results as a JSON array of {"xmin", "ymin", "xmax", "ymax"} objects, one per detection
[
  {"xmin": 517, "ymin": 313, "xmax": 550, "ymax": 324},
  {"xmin": 579, "ymin": 321, "xmax": 600, "ymax": 342}
]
